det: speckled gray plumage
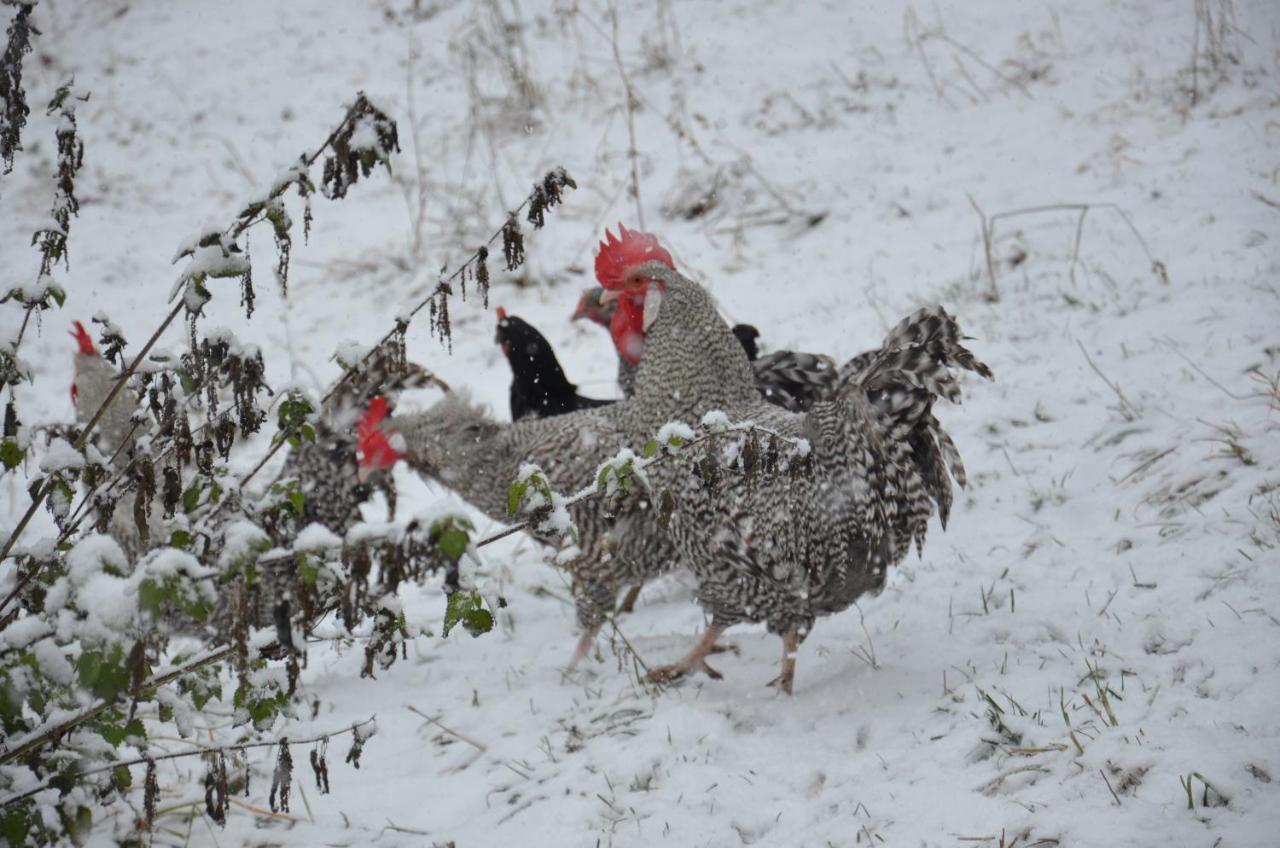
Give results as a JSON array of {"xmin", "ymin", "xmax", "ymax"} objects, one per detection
[{"xmin": 632, "ymin": 271, "xmax": 991, "ymax": 642}]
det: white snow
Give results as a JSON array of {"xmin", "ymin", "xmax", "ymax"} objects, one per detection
[
  {"xmin": 218, "ymin": 519, "xmax": 270, "ymax": 569},
  {"xmin": 37, "ymin": 438, "xmax": 83, "ymax": 472},
  {"xmin": 293, "ymin": 522, "xmax": 343, "ymax": 550},
  {"xmin": 0, "ymin": 0, "xmax": 1276, "ymax": 845}
]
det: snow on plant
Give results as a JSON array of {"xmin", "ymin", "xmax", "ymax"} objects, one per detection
[
  {"xmin": 0, "ymin": 90, "xmax": 418, "ymax": 845},
  {"xmin": 507, "ymin": 462, "xmax": 576, "ymax": 541}
]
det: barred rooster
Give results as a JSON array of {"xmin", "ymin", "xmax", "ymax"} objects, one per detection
[
  {"xmin": 589, "ymin": 230, "xmax": 991, "ymax": 692},
  {"xmin": 495, "ymin": 307, "xmax": 611, "ymax": 421},
  {"xmin": 575, "ymin": 286, "xmax": 839, "ymax": 410}
]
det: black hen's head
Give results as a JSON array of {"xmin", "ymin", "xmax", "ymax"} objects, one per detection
[
  {"xmin": 732, "ymin": 324, "xmax": 761, "ymax": 361},
  {"xmin": 496, "ymin": 307, "xmax": 580, "ymax": 420},
  {"xmin": 496, "ymin": 309, "xmax": 562, "ymax": 378}
]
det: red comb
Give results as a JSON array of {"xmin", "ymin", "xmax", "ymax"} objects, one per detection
[
  {"xmin": 496, "ymin": 306, "xmax": 508, "ymax": 320},
  {"xmin": 356, "ymin": 396, "xmax": 403, "ymax": 471},
  {"xmin": 70, "ymin": 321, "xmax": 96, "ymax": 355},
  {"xmin": 594, "ymin": 224, "xmax": 674, "ymax": 290}
]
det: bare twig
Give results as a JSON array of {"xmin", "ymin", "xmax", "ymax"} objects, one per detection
[
  {"xmin": 226, "ymin": 168, "xmax": 572, "ymax": 498},
  {"xmin": 1076, "ymin": 340, "xmax": 1140, "ymax": 421},
  {"xmin": 970, "ymin": 201, "xmax": 1165, "ymax": 298},
  {"xmin": 0, "ymin": 716, "xmax": 375, "ymax": 808},
  {"xmin": 608, "ymin": 2, "xmax": 645, "ymax": 229}
]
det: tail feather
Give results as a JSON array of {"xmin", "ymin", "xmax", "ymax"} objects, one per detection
[
  {"xmin": 753, "ymin": 350, "xmax": 839, "ymax": 412},
  {"xmin": 930, "ymin": 416, "xmax": 967, "ymax": 488},
  {"xmin": 841, "ymin": 306, "xmax": 990, "ymax": 530}
]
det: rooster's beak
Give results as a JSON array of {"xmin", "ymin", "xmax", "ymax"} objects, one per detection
[
  {"xmin": 357, "ymin": 465, "xmax": 373, "ymax": 484},
  {"xmin": 598, "ymin": 289, "xmax": 621, "ymax": 306}
]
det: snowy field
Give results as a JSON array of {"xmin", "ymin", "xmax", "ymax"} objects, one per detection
[{"xmin": 2, "ymin": 0, "xmax": 1278, "ymax": 845}]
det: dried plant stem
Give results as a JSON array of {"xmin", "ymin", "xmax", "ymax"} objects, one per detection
[
  {"xmin": 1076, "ymin": 340, "xmax": 1140, "ymax": 421},
  {"xmin": 0, "ymin": 716, "xmax": 374, "ymax": 809},
  {"xmin": 573, "ymin": 10, "xmax": 713, "ymax": 168},
  {"xmin": 228, "ymin": 171, "xmax": 571, "ymax": 497},
  {"xmin": 2, "ymin": 93, "xmax": 375, "ymax": 584},
  {"xmin": 406, "ymin": 706, "xmax": 487, "ymax": 751},
  {"xmin": 608, "ymin": 3, "xmax": 644, "ymax": 229},
  {"xmin": 0, "ymin": 642, "xmax": 239, "ymax": 767},
  {"xmin": 968, "ymin": 200, "xmax": 1164, "ymax": 298}
]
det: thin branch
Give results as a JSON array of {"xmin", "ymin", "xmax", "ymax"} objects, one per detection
[
  {"xmin": 2, "ymin": 93, "xmax": 375, "ymax": 575},
  {"xmin": 225, "ymin": 168, "xmax": 572, "ymax": 497},
  {"xmin": 608, "ymin": 2, "xmax": 645, "ymax": 229},
  {"xmin": 0, "ymin": 716, "xmax": 374, "ymax": 809},
  {"xmin": 1076, "ymin": 340, "xmax": 1140, "ymax": 421},
  {"xmin": 0, "ymin": 642, "xmax": 243, "ymax": 766}
]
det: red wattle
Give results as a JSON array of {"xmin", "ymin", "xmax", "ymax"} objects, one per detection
[{"xmin": 610, "ymin": 296, "xmax": 646, "ymax": 365}]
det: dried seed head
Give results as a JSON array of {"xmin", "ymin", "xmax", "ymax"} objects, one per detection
[
  {"xmin": 161, "ymin": 465, "xmax": 180, "ymax": 518},
  {"xmin": 144, "ymin": 759, "xmax": 159, "ymax": 829},
  {"xmin": 3, "ymin": 399, "xmax": 17, "ymax": 438},
  {"xmin": 269, "ymin": 739, "xmax": 293, "ymax": 813},
  {"xmin": 175, "ymin": 416, "xmax": 193, "ymax": 467},
  {"xmin": 93, "ymin": 493, "xmax": 114, "ymax": 534},
  {"xmin": 501, "ymin": 213, "xmax": 525, "ymax": 271},
  {"xmin": 475, "ymin": 245, "xmax": 490, "ymax": 308},
  {"xmin": 527, "ymin": 183, "xmax": 548, "ymax": 229},
  {"xmin": 204, "ymin": 751, "xmax": 229, "ymax": 827},
  {"xmin": 310, "ymin": 741, "xmax": 331, "ymax": 794}
]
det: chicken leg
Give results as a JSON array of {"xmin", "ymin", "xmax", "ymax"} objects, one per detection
[
  {"xmin": 566, "ymin": 625, "xmax": 602, "ymax": 671},
  {"xmin": 765, "ymin": 629, "xmax": 800, "ymax": 695},
  {"xmin": 647, "ymin": 626, "xmax": 726, "ymax": 684},
  {"xmin": 617, "ymin": 585, "xmax": 643, "ymax": 613}
]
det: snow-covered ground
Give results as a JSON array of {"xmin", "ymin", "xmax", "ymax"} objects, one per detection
[{"xmin": 2, "ymin": 0, "xmax": 1278, "ymax": 844}]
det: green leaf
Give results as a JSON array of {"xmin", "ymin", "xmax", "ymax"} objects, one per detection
[
  {"xmin": 138, "ymin": 579, "xmax": 172, "ymax": 614},
  {"xmin": 642, "ymin": 439, "xmax": 659, "ymax": 458},
  {"xmin": 437, "ymin": 527, "xmax": 468, "ymax": 561},
  {"xmin": 506, "ymin": 481, "xmax": 526, "ymax": 517},
  {"xmin": 77, "ymin": 646, "xmax": 129, "ymax": 701},
  {"xmin": 98, "ymin": 717, "xmax": 145, "ymax": 748},
  {"xmin": 430, "ymin": 516, "xmax": 474, "ymax": 563},
  {"xmin": 113, "ymin": 765, "xmax": 133, "ymax": 790},
  {"xmin": 297, "ymin": 554, "xmax": 319, "ymax": 587},
  {"xmin": 1, "ymin": 809, "xmax": 29, "ymax": 845},
  {"xmin": 443, "ymin": 591, "xmax": 494, "ymax": 638},
  {"xmin": 182, "ymin": 480, "xmax": 204, "ymax": 513},
  {"xmin": 169, "ymin": 530, "xmax": 192, "ymax": 550},
  {"xmin": 76, "ymin": 651, "xmax": 102, "ymax": 690},
  {"xmin": 0, "ymin": 440, "xmax": 24, "ymax": 471},
  {"xmin": 288, "ymin": 490, "xmax": 305, "ymax": 516}
]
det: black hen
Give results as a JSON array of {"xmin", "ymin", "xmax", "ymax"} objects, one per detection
[{"xmin": 496, "ymin": 307, "xmax": 612, "ymax": 421}]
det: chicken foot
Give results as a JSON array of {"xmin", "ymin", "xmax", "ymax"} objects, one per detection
[
  {"xmin": 647, "ymin": 626, "xmax": 727, "ymax": 684},
  {"xmin": 765, "ymin": 629, "xmax": 800, "ymax": 695}
]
